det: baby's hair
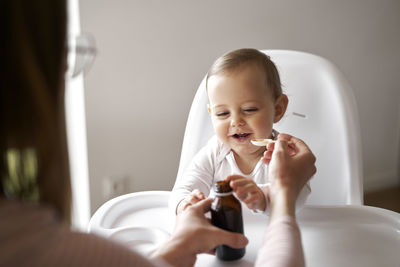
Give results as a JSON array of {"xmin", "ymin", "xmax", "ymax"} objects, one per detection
[{"xmin": 206, "ymin": 48, "xmax": 282, "ymax": 99}]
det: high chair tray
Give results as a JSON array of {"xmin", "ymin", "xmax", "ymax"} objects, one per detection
[{"xmin": 88, "ymin": 191, "xmax": 400, "ymax": 267}]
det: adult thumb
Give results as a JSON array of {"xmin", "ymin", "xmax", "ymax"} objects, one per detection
[
  {"xmin": 217, "ymin": 229, "xmax": 248, "ymax": 249},
  {"xmin": 273, "ymin": 139, "xmax": 288, "ymax": 156}
]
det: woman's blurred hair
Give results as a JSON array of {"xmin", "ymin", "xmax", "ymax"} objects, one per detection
[{"xmin": 0, "ymin": 0, "xmax": 71, "ymax": 223}]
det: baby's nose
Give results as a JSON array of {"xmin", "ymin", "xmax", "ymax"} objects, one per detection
[{"xmin": 230, "ymin": 115, "xmax": 245, "ymax": 127}]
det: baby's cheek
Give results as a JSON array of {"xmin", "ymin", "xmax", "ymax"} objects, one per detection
[
  {"xmin": 213, "ymin": 121, "xmax": 229, "ymax": 138},
  {"xmin": 254, "ymin": 118, "xmax": 273, "ymax": 135}
]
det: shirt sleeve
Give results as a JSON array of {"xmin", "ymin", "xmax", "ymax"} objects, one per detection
[
  {"xmin": 169, "ymin": 137, "xmax": 218, "ymax": 215},
  {"xmin": 0, "ymin": 200, "xmax": 169, "ymax": 267},
  {"xmin": 255, "ymin": 215, "xmax": 305, "ymax": 267}
]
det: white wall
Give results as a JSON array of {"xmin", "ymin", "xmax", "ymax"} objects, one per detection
[{"xmin": 80, "ymin": 0, "xmax": 400, "ymax": 212}]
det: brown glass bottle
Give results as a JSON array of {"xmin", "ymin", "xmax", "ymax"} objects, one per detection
[{"xmin": 211, "ymin": 179, "xmax": 245, "ymax": 261}]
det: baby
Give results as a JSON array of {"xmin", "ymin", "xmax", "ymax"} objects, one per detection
[{"xmin": 170, "ymin": 48, "xmax": 311, "ymax": 215}]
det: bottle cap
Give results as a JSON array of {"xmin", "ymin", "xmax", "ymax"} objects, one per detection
[{"xmin": 213, "ymin": 179, "xmax": 233, "ymax": 194}]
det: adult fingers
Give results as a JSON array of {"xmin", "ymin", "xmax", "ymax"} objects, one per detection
[
  {"xmin": 278, "ymin": 134, "xmax": 304, "ymax": 156},
  {"xmin": 190, "ymin": 198, "xmax": 213, "ymax": 214},
  {"xmin": 213, "ymin": 229, "xmax": 248, "ymax": 249},
  {"xmin": 262, "ymin": 149, "xmax": 273, "ymax": 164},
  {"xmin": 273, "ymin": 138, "xmax": 289, "ymax": 156},
  {"xmin": 261, "ymin": 157, "xmax": 271, "ymax": 165},
  {"xmin": 266, "ymin": 142, "xmax": 275, "ymax": 151},
  {"xmin": 286, "ymin": 135, "xmax": 311, "ymax": 154},
  {"xmin": 276, "ymin": 133, "xmax": 293, "ymax": 142},
  {"xmin": 263, "ymin": 150, "xmax": 273, "ymax": 159},
  {"xmin": 289, "ymin": 136, "xmax": 316, "ymax": 165}
]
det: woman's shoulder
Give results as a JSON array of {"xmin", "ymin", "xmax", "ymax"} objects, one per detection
[
  {"xmin": 0, "ymin": 198, "xmax": 60, "ymax": 228},
  {"xmin": 0, "ymin": 198, "xmax": 159, "ymax": 266},
  {"xmin": 0, "ymin": 199, "xmax": 64, "ymax": 264}
]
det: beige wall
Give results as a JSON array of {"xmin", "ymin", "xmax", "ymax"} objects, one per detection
[{"xmin": 80, "ymin": 0, "xmax": 400, "ymax": 212}]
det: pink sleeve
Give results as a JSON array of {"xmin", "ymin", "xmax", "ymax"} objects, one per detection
[
  {"xmin": 0, "ymin": 200, "xmax": 170, "ymax": 267},
  {"xmin": 255, "ymin": 216, "xmax": 305, "ymax": 267}
]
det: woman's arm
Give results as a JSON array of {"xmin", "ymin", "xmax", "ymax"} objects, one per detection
[
  {"xmin": 256, "ymin": 134, "xmax": 316, "ymax": 267},
  {"xmin": 255, "ymin": 215, "xmax": 304, "ymax": 267}
]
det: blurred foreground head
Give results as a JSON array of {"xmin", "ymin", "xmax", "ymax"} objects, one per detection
[{"xmin": 0, "ymin": 0, "xmax": 71, "ymax": 224}]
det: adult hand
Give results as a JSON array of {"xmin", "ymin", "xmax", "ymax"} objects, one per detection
[
  {"xmin": 262, "ymin": 133, "xmax": 316, "ymax": 221},
  {"xmin": 152, "ymin": 198, "xmax": 248, "ymax": 267}
]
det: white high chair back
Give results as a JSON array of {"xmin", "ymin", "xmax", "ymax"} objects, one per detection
[{"xmin": 176, "ymin": 50, "xmax": 363, "ymax": 205}]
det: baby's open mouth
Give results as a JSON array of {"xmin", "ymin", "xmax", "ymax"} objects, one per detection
[{"xmin": 232, "ymin": 133, "xmax": 251, "ymax": 140}]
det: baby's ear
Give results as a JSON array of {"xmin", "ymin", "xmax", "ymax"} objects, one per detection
[{"xmin": 273, "ymin": 94, "xmax": 289, "ymax": 123}]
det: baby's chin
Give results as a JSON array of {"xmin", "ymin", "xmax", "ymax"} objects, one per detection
[{"xmin": 231, "ymin": 145, "xmax": 266, "ymax": 157}]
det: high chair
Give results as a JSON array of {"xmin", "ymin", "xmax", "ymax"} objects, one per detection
[
  {"xmin": 88, "ymin": 50, "xmax": 400, "ymax": 267},
  {"xmin": 176, "ymin": 50, "xmax": 364, "ymax": 205}
]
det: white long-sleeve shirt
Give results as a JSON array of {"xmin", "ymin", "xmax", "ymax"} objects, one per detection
[{"xmin": 170, "ymin": 135, "xmax": 311, "ymax": 214}]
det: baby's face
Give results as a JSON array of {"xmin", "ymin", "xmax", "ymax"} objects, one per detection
[{"xmin": 207, "ymin": 64, "xmax": 277, "ymax": 158}]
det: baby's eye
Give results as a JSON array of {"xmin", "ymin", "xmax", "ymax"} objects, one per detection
[
  {"xmin": 216, "ymin": 111, "xmax": 229, "ymax": 117},
  {"xmin": 243, "ymin": 107, "xmax": 258, "ymax": 113}
]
